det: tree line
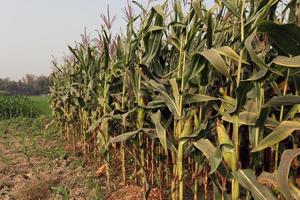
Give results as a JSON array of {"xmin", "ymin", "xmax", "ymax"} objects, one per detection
[{"xmin": 0, "ymin": 74, "xmax": 49, "ymax": 95}]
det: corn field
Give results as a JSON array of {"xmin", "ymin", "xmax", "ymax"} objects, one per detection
[
  {"xmin": 49, "ymin": 0, "xmax": 300, "ymax": 199},
  {"xmin": 0, "ymin": 95, "xmax": 39, "ymax": 118}
]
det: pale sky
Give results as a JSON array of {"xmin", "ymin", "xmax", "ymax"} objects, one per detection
[{"xmin": 0, "ymin": 0, "xmax": 213, "ymax": 80}]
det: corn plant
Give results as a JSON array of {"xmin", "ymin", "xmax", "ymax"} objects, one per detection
[
  {"xmin": 50, "ymin": 0, "xmax": 300, "ymax": 199},
  {"xmin": 0, "ymin": 94, "xmax": 39, "ymax": 118}
]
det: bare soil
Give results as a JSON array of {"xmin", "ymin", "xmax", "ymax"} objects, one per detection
[
  {"xmin": 0, "ymin": 119, "xmax": 98, "ymax": 200},
  {"xmin": 0, "ymin": 118, "xmax": 161, "ymax": 200}
]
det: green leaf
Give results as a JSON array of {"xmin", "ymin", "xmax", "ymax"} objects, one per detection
[
  {"xmin": 143, "ymin": 99, "xmax": 165, "ymax": 109},
  {"xmin": 148, "ymin": 25, "xmax": 165, "ymax": 32},
  {"xmin": 183, "ymin": 94, "xmax": 220, "ymax": 104},
  {"xmin": 86, "ymin": 109, "xmax": 137, "ymax": 133},
  {"xmin": 206, "ymin": 11, "xmax": 213, "ymax": 49},
  {"xmin": 153, "ymin": 5, "xmax": 165, "ymax": 18},
  {"xmin": 278, "ymin": 148, "xmax": 300, "ymax": 200},
  {"xmin": 208, "ymin": 149, "xmax": 223, "ymax": 175},
  {"xmin": 212, "ymin": 178, "xmax": 223, "ymax": 200},
  {"xmin": 255, "ymin": 107, "xmax": 271, "ymax": 128},
  {"xmin": 102, "ymin": 31, "xmax": 110, "ymax": 70},
  {"xmin": 192, "ymin": 0, "xmax": 202, "ymax": 17},
  {"xmin": 216, "ymin": 122, "xmax": 235, "ymax": 167},
  {"xmin": 147, "ymin": 80, "xmax": 180, "ymax": 118},
  {"xmin": 220, "ymin": 95, "xmax": 237, "ymax": 113},
  {"xmin": 200, "ymin": 49, "xmax": 230, "ymax": 78},
  {"xmin": 87, "ymin": 113, "xmax": 114, "ymax": 134},
  {"xmin": 169, "ymin": 35, "xmax": 181, "ymax": 50},
  {"xmin": 142, "ymin": 31, "xmax": 163, "ymax": 64},
  {"xmin": 132, "ymin": 1, "xmax": 146, "ymax": 14},
  {"xmin": 262, "ymin": 95, "xmax": 300, "ymax": 108},
  {"xmin": 142, "ymin": 7, "xmax": 164, "ymax": 64},
  {"xmin": 244, "ymin": 32, "xmax": 268, "ymax": 70},
  {"xmin": 182, "ymin": 53, "xmax": 205, "ymax": 89},
  {"xmin": 216, "ymin": 46, "xmax": 248, "ymax": 64},
  {"xmin": 193, "ymin": 139, "xmax": 222, "ymax": 174},
  {"xmin": 273, "ymin": 56, "xmax": 300, "ymax": 67},
  {"xmin": 109, "ymin": 129, "xmax": 140, "ymax": 143},
  {"xmin": 51, "ymin": 186, "xmax": 70, "ymax": 200},
  {"xmin": 285, "ymin": 104, "xmax": 300, "ymax": 120},
  {"xmin": 234, "ymin": 169, "xmax": 277, "ymax": 200},
  {"xmin": 222, "ymin": 0, "xmax": 240, "ymax": 18},
  {"xmin": 244, "ymin": 31, "xmax": 282, "ymax": 76},
  {"xmin": 243, "ymin": 68, "xmax": 268, "ymax": 81},
  {"xmin": 222, "ymin": 111, "xmax": 278, "ymax": 129},
  {"xmin": 169, "ymin": 79, "xmax": 180, "ymax": 111},
  {"xmin": 216, "ymin": 122, "xmax": 232, "ymax": 145},
  {"xmin": 150, "ymin": 110, "xmax": 168, "ymax": 152},
  {"xmin": 257, "ymin": 21, "xmax": 300, "ymax": 56},
  {"xmin": 180, "ymin": 117, "xmax": 193, "ymax": 138},
  {"xmin": 251, "ymin": 121, "xmax": 300, "ymax": 152},
  {"xmin": 235, "ymin": 81, "xmax": 253, "ymax": 113}
]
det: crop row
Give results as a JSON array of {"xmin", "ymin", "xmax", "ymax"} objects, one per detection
[
  {"xmin": 50, "ymin": 1, "xmax": 300, "ymax": 199},
  {"xmin": 0, "ymin": 95, "xmax": 39, "ymax": 118}
]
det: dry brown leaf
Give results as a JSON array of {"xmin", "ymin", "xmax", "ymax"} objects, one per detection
[{"xmin": 95, "ymin": 165, "xmax": 106, "ymax": 177}]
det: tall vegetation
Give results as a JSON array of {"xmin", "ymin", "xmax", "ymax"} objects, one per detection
[
  {"xmin": 0, "ymin": 74, "xmax": 49, "ymax": 95},
  {"xmin": 0, "ymin": 95, "xmax": 39, "ymax": 118},
  {"xmin": 50, "ymin": 0, "xmax": 300, "ymax": 199}
]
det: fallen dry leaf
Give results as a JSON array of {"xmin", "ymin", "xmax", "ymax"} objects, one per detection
[{"xmin": 95, "ymin": 165, "xmax": 106, "ymax": 177}]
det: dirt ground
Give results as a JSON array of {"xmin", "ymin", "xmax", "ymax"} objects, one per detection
[{"xmin": 0, "ymin": 118, "xmax": 161, "ymax": 200}]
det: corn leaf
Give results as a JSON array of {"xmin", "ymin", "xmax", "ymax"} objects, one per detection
[
  {"xmin": 243, "ymin": 68, "xmax": 268, "ymax": 81},
  {"xmin": 277, "ymin": 148, "xmax": 300, "ymax": 200},
  {"xmin": 150, "ymin": 110, "xmax": 168, "ymax": 152},
  {"xmin": 257, "ymin": 21, "xmax": 300, "ymax": 56},
  {"xmin": 222, "ymin": 111, "xmax": 278, "ymax": 128},
  {"xmin": 234, "ymin": 169, "xmax": 277, "ymax": 200},
  {"xmin": 183, "ymin": 94, "xmax": 220, "ymax": 104},
  {"xmin": 262, "ymin": 95, "xmax": 300, "ymax": 108},
  {"xmin": 244, "ymin": 31, "xmax": 269, "ymax": 70},
  {"xmin": 222, "ymin": 0, "xmax": 240, "ymax": 18},
  {"xmin": 192, "ymin": 0, "xmax": 202, "ymax": 17},
  {"xmin": 182, "ymin": 53, "xmax": 206, "ymax": 89},
  {"xmin": 109, "ymin": 129, "xmax": 141, "ymax": 143},
  {"xmin": 200, "ymin": 49, "xmax": 230, "ymax": 78},
  {"xmin": 193, "ymin": 139, "xmax": 222, "ymax": 174},
  {"xmin": 251, "ymin": 121, "xmax": 300, "ymax": 152},
  {"xmin": 273, "ymin": 56, "xmax": 300, "ymax": 67},
  {"xmin": 235, "ymin": 82, "xmax": 253, "ymax": 113},
  {"xmin": 216, "ymin": 46, "xmax": 248, "ymax": 64}
]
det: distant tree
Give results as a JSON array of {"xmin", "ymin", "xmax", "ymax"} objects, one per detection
[{"xmin": 0, "ymin": 74, "xmax": 49, "ymax": 95}]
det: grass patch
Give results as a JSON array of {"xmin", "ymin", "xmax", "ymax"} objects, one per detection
[{"xmin": 28, "ymin": 96, "xmax": 51, "ymax": 116}]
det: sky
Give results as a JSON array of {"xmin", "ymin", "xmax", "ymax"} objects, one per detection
[{"xmin": 0, "ymin": 0, "xmax": 213, "ymax": 80}]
